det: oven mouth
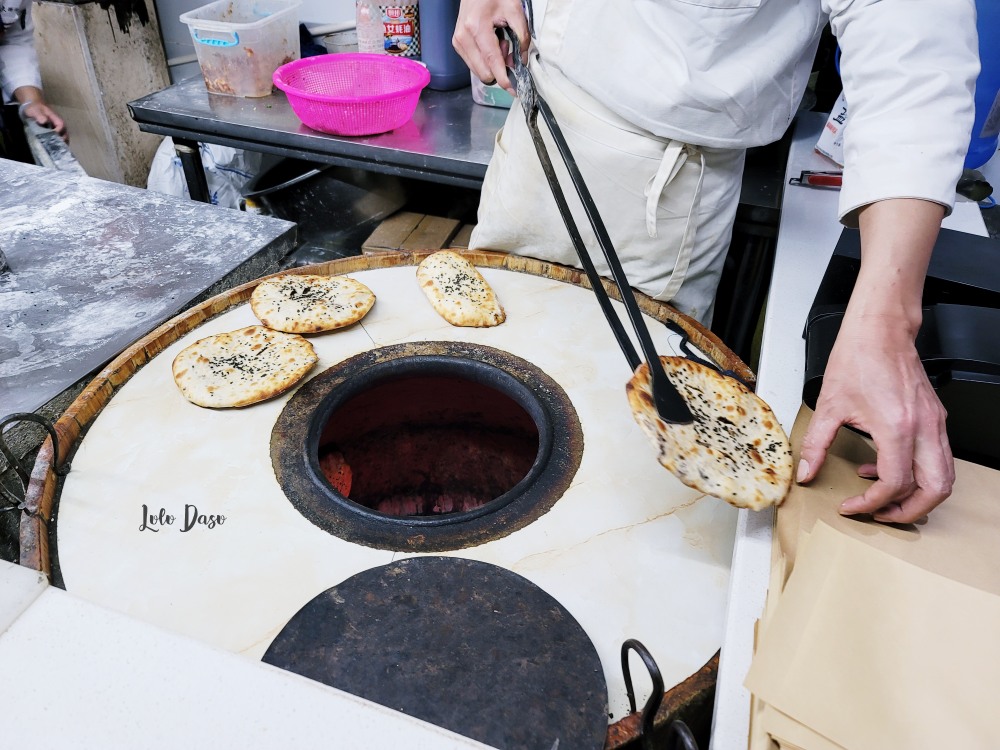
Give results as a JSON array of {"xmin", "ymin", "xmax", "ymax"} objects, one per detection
[
  {"xmin": 308, "ymin": 357, "xmax": 548, "ymax": 524},
  {"xmin": 271, "ymin": 341, "xmax": 583, "ymax": 551}
]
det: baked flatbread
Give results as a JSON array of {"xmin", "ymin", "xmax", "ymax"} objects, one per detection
[
  {"xmin": 319, "ymin": 446, "xmax": 352, "ymax": 495},
  {"xmin": 416, "ymin": 251, "xmax": 505, "ymax": 327},
  {"xmin": 250, "ymin": 274, "xmax": 375, "ymax": 333},
  {"xmin": 626, "ymin": 356, "xmax": 793, "ymax": 510},
  {"xmin": 172, "ymin": 325, "xmax": 318, "ymax": 408}
]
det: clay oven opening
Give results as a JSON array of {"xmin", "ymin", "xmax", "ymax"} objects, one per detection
[
  {"xmin": 317, "ymin": 373, "xmax": 539, "ymax": 517},
  {"xmin": 271, "ymin": 342, "xmax": 583, "ymax": 552}
]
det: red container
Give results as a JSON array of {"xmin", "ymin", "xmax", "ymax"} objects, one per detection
[{"xmin": 273, "ymin": 53, "xmax": 430, "ymax": 136}]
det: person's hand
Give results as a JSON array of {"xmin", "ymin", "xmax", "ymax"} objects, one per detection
[
  {"xmin": 14, "ymin": 86, "xmax": 69, "ymax": 143},
  {"xmin": 453, "ymin": 0, "xmax": 530, "ymax": 94},
  {"xmin": 795, "ymin": 198, "xmax": 955, "ymax": 524},
  {"xmin": 797, "ymin": 314, "xmax": 954, "ymax": 524},
  {"xmin": 21, "ymin": 100, "xmax": 68, "ymax": 142}
]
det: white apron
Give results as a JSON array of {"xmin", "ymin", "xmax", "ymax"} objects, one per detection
[{"xmin": 470, "ymin": 54, "xmax": 746, "ymax": 325}]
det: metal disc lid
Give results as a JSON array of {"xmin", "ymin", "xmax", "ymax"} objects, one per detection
[{"xmin": 263, "ymin": 556, "xmax": 609, "ymax": 749}]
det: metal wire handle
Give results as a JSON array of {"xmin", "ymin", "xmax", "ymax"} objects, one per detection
[
  {"xmin": 663, "ymin": 320, "xmax": 752, "ymax": 390},
  {"xmin": 621, "ymin": 639, "xmax": 700, "ymax": 750},
  {"xmin": 0, "ymin": 413, "xmax": 69, "ymax": 511}
]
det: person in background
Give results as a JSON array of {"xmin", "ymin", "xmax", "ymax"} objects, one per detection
[
  {"xmin": 1, "ymin": 0, "xmax": 68, "ymax": 157},
  {"xmin": 453, "ymin": 0, "xmax": 979, "ymax": 525}
]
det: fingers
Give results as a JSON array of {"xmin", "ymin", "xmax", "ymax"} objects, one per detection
[
  {"xmin": 871, "ymin": 426, "xmax": 954, "ymax": 523},
  {"xmin": 453, "ymin": 0, "xmax": 530, "ymax": 94},
  {"xmin": 503, "ymin": 4, "xmax": 531, "ymax": 63},
  {"xmin": 796, "ymin": 408, "xmax": 842, "ymax": 484},
  {"xmin": 22, "ymin": 102, "xmax": 69, "ymax": 142},
  {"xmin": 856, "ymin": 462, "xmax": 878, "ymax": 479},
  {"xmin": 47, "ymin": 110, "xmax": 68, "ymax": 142},
  {"xmin": 839, "ymin": 427, "xmax": 915, "ymax": 514},
  {"xmin": 800, "ymin": 397, "xmax": 953, "ymax": 525},
  {"xmin": 839, "ymin": 405, "xmax": 954, "ymax": 525}
]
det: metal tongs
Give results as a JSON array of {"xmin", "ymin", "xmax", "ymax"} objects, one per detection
[{"xmin": 503, "ymin": 28, "xmax": 694, "ymax": 424}]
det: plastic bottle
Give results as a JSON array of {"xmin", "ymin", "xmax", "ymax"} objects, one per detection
[
  {"xmin": 380, "ymin": 0, "xmax": 421, "ymax": 58},
  {"xmin": 356, "ymin": 0, "xmax": 384, "ymax": 55},
  {"xmin": 965, "ymin": 0, "xmax": 1000, "ymax": 169},
  {"xmin": 420, "ymin": 0, "xmax": 469, "ymax": 90}
]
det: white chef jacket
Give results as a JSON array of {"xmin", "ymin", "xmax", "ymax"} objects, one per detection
[
  {"xmin": 531, "ymin": 0, "xmax": 979, "ymax": 224},
  {"xmin": 0, "ymin": 0, "xmax": 42, "ymax": 103}
]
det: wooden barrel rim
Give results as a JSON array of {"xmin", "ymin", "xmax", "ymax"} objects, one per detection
[{"xmin": 18, "ymin": 250, "xmax": 748, "ymax": 745}]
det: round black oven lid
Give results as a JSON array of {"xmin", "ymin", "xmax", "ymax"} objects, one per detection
[{"xmin": 262, "ymin": 556, "xmax": 609, "ymax": 749}]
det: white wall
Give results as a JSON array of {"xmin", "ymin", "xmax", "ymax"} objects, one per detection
[{"xmin": 300, "ymin": 0, "xmax": 354, "ymax": 25}]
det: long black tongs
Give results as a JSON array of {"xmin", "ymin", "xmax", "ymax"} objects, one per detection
[{"xmin": 503, "ymin": 27, "xmax": 694, "ymax": 424}]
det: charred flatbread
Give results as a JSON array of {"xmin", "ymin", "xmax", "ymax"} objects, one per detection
[
  {"xmin": 250, "ymin": 274, "xmax": 375, "ymax": 334},
  {"xmin": 626, "ymin": 356, "xmax": 793, "ymax": 510},
  {"xmin": 172, "ymin": 325, "xmax": 318, "ymax": 408},
  {"xmin": 416, "ymin": 251, "xmax": 505, "ymax": 327}
]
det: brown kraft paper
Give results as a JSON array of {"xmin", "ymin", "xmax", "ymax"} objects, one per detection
[{"xmin": 745, "ymin": 406, "xmax": 1000, "ymax": 750}]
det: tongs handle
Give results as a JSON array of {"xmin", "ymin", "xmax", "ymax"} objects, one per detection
[{"xmin": 503, "ymin": 32, "xmax": 694, "ymax": 424}]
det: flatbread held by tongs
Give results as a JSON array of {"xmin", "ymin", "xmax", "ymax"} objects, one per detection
[{"xmin": 626, "ymin": 356, "xmax": 793, "ymax": 510}]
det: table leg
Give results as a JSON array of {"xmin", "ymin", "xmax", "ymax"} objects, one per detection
[{"xmin": 173, "ymin": 138, "xmax": 211, "ymax": 203}]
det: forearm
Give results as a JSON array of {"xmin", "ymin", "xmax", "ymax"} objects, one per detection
[
  {"xmin": 12, "ymin": 84, "xmax": 45, "ymax": 107},
  {"xmin": 827, "ymin": 0, "xmax": 976, "ymax": 227},
  {"xmin": 846, "ymin": 198, "xmax": 945, "ymax": 337}
]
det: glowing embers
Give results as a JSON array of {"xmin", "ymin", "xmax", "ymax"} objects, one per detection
[
  {"xmin": 271, "ymin": 342, "xmax": 583, "ymax": 551},
  {"xmin": 318, "ymin": 373, "xmax": 538, "ymax": 516}
]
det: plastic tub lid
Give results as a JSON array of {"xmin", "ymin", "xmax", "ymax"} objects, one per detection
[{"xmin": 180, "ymin": 0, "xmax": 301, "ymax": 31}]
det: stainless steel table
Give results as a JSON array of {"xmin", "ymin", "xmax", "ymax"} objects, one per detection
[
  {"xmin": 128, "ymin": 76, "xmax": 787, "ymax": 210},
  {"xmin": 128, "ymin": 77, "xmax": 510, "ymax": 194},
  {"xmin": 0, "ymin": 160, "xmax": 296, "ymax": 419}
]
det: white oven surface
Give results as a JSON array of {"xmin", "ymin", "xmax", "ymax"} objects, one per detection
[{"xmin": 57, "ymin": 265, "xmax": 738, "ymax": 721}]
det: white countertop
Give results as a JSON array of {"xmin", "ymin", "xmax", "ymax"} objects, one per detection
[{"xmin": 710, "ymin": 111, "xmax": 990, "ymax": 749}]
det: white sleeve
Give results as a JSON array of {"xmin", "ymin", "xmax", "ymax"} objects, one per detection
[
  {"xmin": 823, "ymin": 0, "xmax": 979, "ymax": 224},
  {"xmin": 0, "ymin": 4, "xmax": 43, "ymax": 103}
]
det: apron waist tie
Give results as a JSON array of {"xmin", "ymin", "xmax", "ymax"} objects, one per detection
[{"xmin": 643, "ymin": 142, "xmax": 706, "ymax": 300}]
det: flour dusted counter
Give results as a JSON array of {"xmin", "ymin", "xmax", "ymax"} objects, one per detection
[{"xmin": 0, "ymin": 161, "xmax": 296, "ymax": 418}]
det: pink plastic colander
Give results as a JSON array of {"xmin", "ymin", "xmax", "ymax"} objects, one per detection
[{"xmin": 273, "ymin": 54, "xmax": 431, "ymax": 137}]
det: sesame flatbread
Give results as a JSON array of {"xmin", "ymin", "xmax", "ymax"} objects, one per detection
[
  {"xmin": 172, "ymin": 325, "xmax": 318, "ymax": 408},
  {"xmin": 250, "ymin": 274, "xmax": 375, "ymax": 334},
  {"xmin": 626, "ymin": 356, "xmax": 793, "ymax": 510},
  {"xmin": 416, "ymin": 251, "xmax": 505, "ymax": 327}
]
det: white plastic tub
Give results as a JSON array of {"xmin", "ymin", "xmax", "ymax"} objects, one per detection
[
  {"xmin": 323, "ymin": 27, "xmax": 358, "ymax": 54},
  {"xmin": 471, "ymin": 73, "xmax": 513, "ymax": 109},
  {"xmin": 180, "ymin": 0, "xmax": 302, "ymax": 97}
]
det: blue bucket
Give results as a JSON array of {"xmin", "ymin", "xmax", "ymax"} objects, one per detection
[{"xmin": 966, "ymin": 0, "xmax": 1000, "ymax": 169}]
